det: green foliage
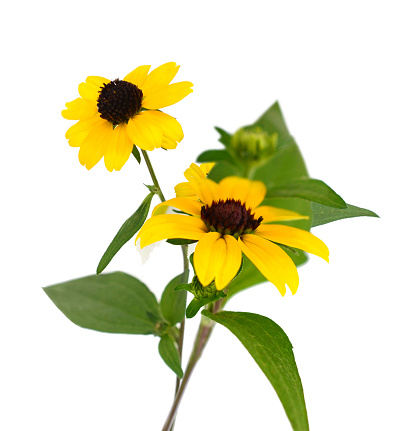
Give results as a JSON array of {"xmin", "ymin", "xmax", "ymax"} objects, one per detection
[
  {"xmin": 214, "ymin": 126, "xmax": 232, "ymax": 147},
  {"xmin": 97, "ymin": 192, "xmax": 155, "ymax": 274},
  {"xmin": 43, "ymin": 272, "xmax": 163, "ymax": 335},
  {"xmin": 266, "ymin": 177, "xmax": 347, "ymax": 208},
  {"xmin": 185, "ymin": 291, "xmax": 226, "ymax": 318},
  {"xmin": 311, "ymin": 202, "xmax": 379, "ymax": 227},
  {"xmin": 160, "ymin": 273, "xmax": 188, "ymax": 326},
  {"xmin": 131, "ymin": 145, "xmax": 141, "ymax": 164},
  {"xmin": 158, "ymin": 335, "xmax": 183, "ymax": 378},
  {"xmin": 202, "ymin": 310, "xmax": 308, "ymax": 431},
  {"xmin": 166, "ymin": 238, "xmax": 197, "ymax": 246},
  {"xmin": 175, "ymin": 277, "xmax": 227, "ymax": 318},
  {"xmin": 196, "ymin": 149, "xmax": 237, "ymax": 165},
  {"xmin": 252, "ymin": 101, "xmax": 290, "ymax": 137}
]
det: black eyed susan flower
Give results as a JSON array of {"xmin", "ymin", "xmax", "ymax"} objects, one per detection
[
  {"xmin": 136, "ymin": 176, "xmax": 329, "ymax": 295},
  {"xmin": 61, "ymin": 63, "xmax": 193, "ymax": 171}
]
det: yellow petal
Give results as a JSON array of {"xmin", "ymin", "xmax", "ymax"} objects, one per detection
[
  {"xmin": 214, "ymin": 235, "xmax": 243, "ymax": 290},
  {"xmin": 161, "ymin": 136, "xmax": 178, "ymax": 150},
  {"xmin": 175, "ymin": 182, "xmax": 196, "ymax": 198},
  {"xmin": 254, "ymin": 206, "xmax": 309, "ymax": 223},
  {"xmin": 142, "ymin": 81, "xmax": 193, "ymax": 110},
  {"xmin": 184, "ymin": 163, "xmax": 206, "ymax": 181},
  {"xmin": 219, "ymin": 177, "xmax": 266, "ymax": 209},
  {"xmin": 188, "ymin": 178, "xmax": 219, "ymax": 206},
  {"xmin": 62, "ymin": 98, "xmax": 98, "ymax": 120},
  {"xmin": 256, "ymin": 224, "xmax": 329, "ymax": 262},
  {"xmin": 137, "ymin": 214, "xmax": 207, "ymax": 248},
  {"xmin": 126, "ymin": 112, "xmax": 163, "ymax": 151},
  {"xmin": 65, "ymin": 114, "xmax": 104, "ymax": 147},
  {"xmin": 142, "ymin": 110, "xmax": 184, "ymax": 142},
  {"xmin": 124, "ymin": 65, "xmax": 151, "ymax": 88},
  {"xmin": 78, "ymin": 76, "xmax": 110, "ymax": 101},
  {"xmin": 238, "ymin": 235, "xmax": 299, "ymax": 296},
  {"xmin": 78, "ymin": 120, "xmax": 114, "ymax": 170},
  {"xmin": 193, "ymin": 232, "xmax": 224, "ymax": 287},
  {"xmin": 103, "ymin": 123, "xmax": 133, "ymax": 172},
  {"xmin": 141, "ymin": 62, "xmax": 180, "ymax": 94},
  {"xmin": 152, "ymin": 197, "xmax": 203, "ymax": 217}
]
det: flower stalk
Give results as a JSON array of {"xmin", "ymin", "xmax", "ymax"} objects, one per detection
[
  {"xmin": 141, "ymin": 150, "xmax": 166, "ymax": 202},
  {"xmin": 162, "ymin": 299, "xmax": 223, "ymax": 431},
  {"xmin": 140, "ymin": 149, "xmax": 189, "ymax": 412}
]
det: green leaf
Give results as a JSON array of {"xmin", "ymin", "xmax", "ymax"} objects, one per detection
[
  {"xmin": 196, "ymin": 149, "xmax": 237, "ymax": 165},
  {"xmin": 166, "ymin": 238, "xmax": 197, "ymax": 246},
  {"xmin": 186, "ymin": 298, "xmax": 204, "ymax": 318},
  {"xmin": 311, "ymin": 202, "xmax": 379, "ymax": 227},
  {"xmin": 252, "ymin": 101, "xmax": 290, "ymax": 139},
  {"xmin": 158, "ymin": 334, "xmax": 183, "ymax": 378},
  {"xmin": 202, "ymin": 310, "xmax": 308, "ymax": 431},
  {"xmin": 215, "ymin": 126, "xmax": 232, "ymax": 147},
  {"xmin": 207, "ymin": 161, "xmax": 243, "ymax": 182},
  {"xmin": 185, "ymin": 290, "xmax": 226, "ymax": 318},
  {"xmin": 97, "ymin": 192, "xmax": 155, "ymax": 274},
  {"xmin": 266, "ymin": 177, "xmax": 347, "ymax": 209},
  {"xmin": 132, "ymin": 145, "xmax": 141, "ymax": 163},
  {"xmin": 160, "ymin": 273, "xmax": 188, "ymax": 326},
  {"xmin": 43, "ymin": 272, "xmax": 163, "ymax": 335},
  {"xmin": 255, "ymin": 136, "xmax": 309, "ymax": 186}
]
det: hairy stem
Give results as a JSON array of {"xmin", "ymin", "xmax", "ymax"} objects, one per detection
[
  {"xmin": 162, "ymin": 299, "xmax": 223, "ymax": 431},
  {"xmin": 140, "ymin": 149, "xmax": 189, "ymax": 423}
]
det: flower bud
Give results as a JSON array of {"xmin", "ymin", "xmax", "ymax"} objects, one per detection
[
  {"xmin": 191, "ymin": 276, "xmax": 218, "ymax": 299},
  {"xmin": 231, "ymin": 126, "xmax": 277, "ymax": 167}
]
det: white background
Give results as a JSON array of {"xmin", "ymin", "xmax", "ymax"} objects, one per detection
[{"xmin": 1, "ymin": 1, "xmax": 398, "ymax": 430}]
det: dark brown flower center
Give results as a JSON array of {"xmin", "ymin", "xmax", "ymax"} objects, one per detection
[
  {"xmin": 201, "ymin": 199, "xmax": 263, "ymax": 237},
  {"xmin": 97, "ymin": 79, "xmax": 143, "ymax": 125}
]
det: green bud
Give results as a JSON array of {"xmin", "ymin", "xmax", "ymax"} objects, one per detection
[{"xmin": 231, "ymin": 126, "xmax": 277, "ymax": 167}]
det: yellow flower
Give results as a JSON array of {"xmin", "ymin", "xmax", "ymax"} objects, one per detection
[
  {"xmin": 62, "ymin": 63, "xmax": 193, "ymax": 171},
  {"xmin": 137, "ymin": 176, "xmax": 329, "ymax": 296}
]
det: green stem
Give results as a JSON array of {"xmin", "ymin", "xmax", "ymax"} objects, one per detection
[
  {"xmin": 140, "ymin": 149, "xmax": 189, "ymax": 425},
  {"xmin": 161, "ymin": 299, "xmax": 223, "ymax": 431},
  {"xmin": 141, "ymin": 150, "xmax": 166, "ymax": 202}
]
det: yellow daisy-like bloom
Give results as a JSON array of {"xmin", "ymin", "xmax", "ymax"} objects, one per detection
[
  {"xmin": 61, "ymin": 63, "xmax": 193, "ymax": 172},
  {"xmin": 136, "ymin": 176, "xmax": 329, "ymax": 296}
]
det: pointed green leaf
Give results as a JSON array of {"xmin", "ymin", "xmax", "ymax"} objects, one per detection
[
  {"xmin": 166, "ymin": 238, "xmax": 197, "ymax": 246},
  {"xmin": 186, "ymin": 290, "xmax": 226, "ymax": 318},
  {"xmin": 132, "ymin": 145, "xmax": 141, "ymax": 163},
  {"xmin": 202, "ymin": 310, "xmax": 308, "ymax": 431},
  {"xmin": 196, "ymin": 149, "xmax": 237, "ymax": 165},
  {"xmin": 185, "ymin": 298, "xmax": 204, "ymax": 318},
  {"xmin": 43, "ymin": 272, "xmax": 163, "ymax": 335},
  {"xmin": 252, "ymin": 101, "xmax": 290, "ymax": 139},
  {"xmin": 311, "ymin": 202, "xmax": 379, "ymax": 227},
  {"xmin": 266, "ymin": 177, "xmax": 347, "ymax": 209},
  {"xmin": 158, "ymin": 334, "xmax": 183, "ymax": 378},
  {"xmin": 97, "ymin": 192, "xmax": 155, "ymax": 274},
  {"xmin": 215, "ymin": 126, "xmax": 232, "ymax": 147},
  {"xmin": 160, "ymin": 273, "xmax": 188, "ymax": 326}
]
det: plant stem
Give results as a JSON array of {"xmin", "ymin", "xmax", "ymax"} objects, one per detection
[
  {"xmin": 162, "ymin": 299, "xmax": 223, "ymax": 431},
  {"xmin": 141, "ymin": 150, "xmax": 166, "ymax": 202},
  {"xmin": 140, "ymin": 149, "xmax": 189, "ymax": 424}
]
